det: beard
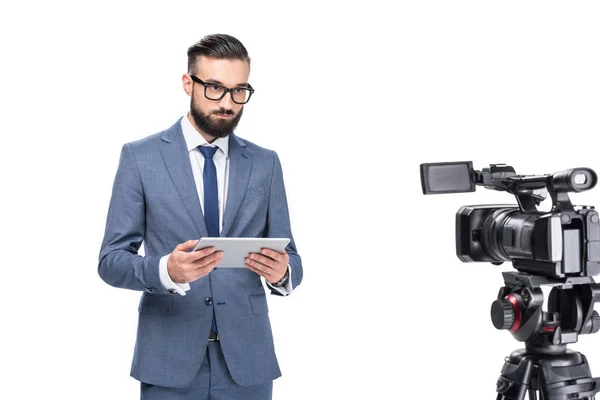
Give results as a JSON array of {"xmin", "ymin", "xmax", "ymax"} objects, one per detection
[{"xmin": 189, "ymin": 94, "xmax": 243, "ymax": 139}]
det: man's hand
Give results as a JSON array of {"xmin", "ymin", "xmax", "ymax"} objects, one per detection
[
  {"xmin": 245, "ymin": 248, "xmax": 289, "ymax": 284},
  {"xmin": 167, "ymin": 240, "xmax": 223, "ymax": 284}
]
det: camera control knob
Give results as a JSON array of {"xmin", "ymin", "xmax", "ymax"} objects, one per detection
[
  {"xmin": 491, "ymin": 298, "xmax": 516, "ymax": 330},
  {"xmin": 591, "ymin": 311, "xmax": 600, "ymax": 334}
]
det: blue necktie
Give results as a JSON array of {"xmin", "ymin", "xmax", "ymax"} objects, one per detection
[
  {"xmin": 198, "ymin": 146, "xmax": 219, "ymax": 237},
  {"xmin": 198, "ymin": 145, "xmax": 219, "ymax": 334}
]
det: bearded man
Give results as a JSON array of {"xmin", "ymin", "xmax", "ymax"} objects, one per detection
[{"xmin": 98, "ymin": 33, "xmax": 303, "ymax": 400}]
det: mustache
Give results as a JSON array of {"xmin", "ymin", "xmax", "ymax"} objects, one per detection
[{"xmin": 212, "ymin": 108, "xmax": 234, "ymax": 115}]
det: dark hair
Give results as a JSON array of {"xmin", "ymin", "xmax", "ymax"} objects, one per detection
[{"xmin": 187, "ymin": 34, "xmax": 250, "ymax": 74}]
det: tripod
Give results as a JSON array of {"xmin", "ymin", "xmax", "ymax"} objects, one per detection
[
  {"xmin": 492, "ymin": 272, "xmax": 600, "ymax": 400},
  {"xmin": 496, "ymin": 343, "xmax": 600, "ymax": 399}
]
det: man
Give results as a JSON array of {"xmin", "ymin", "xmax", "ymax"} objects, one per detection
[{"xmin": 98, "ymin": 33, "xmax": 302, "ymax": 399}]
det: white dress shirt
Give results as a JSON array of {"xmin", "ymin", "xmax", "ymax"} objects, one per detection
[{"xmin": 158, "ymin": 114, "xmax": 293, "ymax": 296}]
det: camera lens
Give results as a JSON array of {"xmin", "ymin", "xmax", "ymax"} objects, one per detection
[{"xmin": 481, "ymin": 208, "xmax": 539, "ymax": 262}]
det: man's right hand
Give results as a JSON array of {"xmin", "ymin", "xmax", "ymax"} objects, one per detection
[{"xmin": 167, "ymin": 240, "xmax": 223, "ymax": 284}]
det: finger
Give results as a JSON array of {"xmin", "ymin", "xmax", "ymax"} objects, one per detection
[
  {"xmin": 246, "ymin": 263, "xmax": 273, "ymax": 279},
  {"xmin": 191, "ymin": 260, "xmax": 218, "ymax": 280},
  {"xmin": 186, "ymin": 246, "xmax": 216, "ymax": 261},
  {"xmin": 248, "ymin": 253, "xmax": 277, "ymax": 269},
  {"xmin": 260, "ymin": 248, "xmax": 281, "ymax": 262},
  {"xmin": 175, "ymin": 239, "xmax": 200, "ymax": 252},
  {"xmin": 193, "ymin": 251, "xmax": 223, "ymax": 268},
  {"xmin": 246, "ymin": 257, "xmax": 279, "ymax": 276},
  {"xmin": 193, "ymin": 254, "xmax": 222, "ymax": 273}
]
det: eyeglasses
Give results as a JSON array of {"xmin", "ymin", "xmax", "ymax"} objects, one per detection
[{"xmin": 189, "ymin": 74, "xmax": 255, "ymax": 104}]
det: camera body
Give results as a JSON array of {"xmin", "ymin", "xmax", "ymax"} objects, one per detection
[
  {"xmin": 421, "ymin": 161, "xmax": 600, "ymax": 279},
  {"xmin": 456, "ymin": 204, "xmax": 600, "ymax": 278}
]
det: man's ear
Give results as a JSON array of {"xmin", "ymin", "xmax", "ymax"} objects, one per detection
[{"xmin": 182, "ymin": 74, "xmax": 193, "ymax": 96}]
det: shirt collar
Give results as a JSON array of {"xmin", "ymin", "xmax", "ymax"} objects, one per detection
[{"xmin": 180, "ymin": 113, "xmax": 230, "ymax": 157}]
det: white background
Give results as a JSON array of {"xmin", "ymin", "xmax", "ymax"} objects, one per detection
[{"xmin": 2, "ymin": 1, "xmax": 600, "ymax": 398}]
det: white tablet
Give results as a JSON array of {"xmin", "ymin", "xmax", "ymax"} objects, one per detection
[{"xmin": 191, "ymin": 237, "xmax": 291, "ymax": 268}]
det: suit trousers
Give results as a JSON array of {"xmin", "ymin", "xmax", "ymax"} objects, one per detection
[{"xmin": 140, "ymin": 341, "xmax": 273, "ymax": 400}]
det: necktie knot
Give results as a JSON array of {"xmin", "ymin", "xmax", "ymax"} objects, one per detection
[{"xmin": 198, "ymin": 146, "xmax": 218, "ymax": 159}]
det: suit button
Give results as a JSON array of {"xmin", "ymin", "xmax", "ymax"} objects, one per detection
[{"xmin": 205, "ymin": 297, "xmax": 213, "ymax": 305}]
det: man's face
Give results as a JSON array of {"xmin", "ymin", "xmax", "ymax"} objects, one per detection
[{"xmin": 183, "ymin": 56, "xmax": 251, "ymax": 139}]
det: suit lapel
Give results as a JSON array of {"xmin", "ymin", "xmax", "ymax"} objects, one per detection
[
  {"xmin": 159, "ymin": 120, "xmax": 209, "ymax": 238},
  {"xmin": 221, "ymin": 134, "xmax": 252, "ymax": 237}
]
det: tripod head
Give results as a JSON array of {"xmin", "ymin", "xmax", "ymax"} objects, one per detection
[{"xmin": 492, "ymin": 271, "xmax": 600, "ymax": 350}]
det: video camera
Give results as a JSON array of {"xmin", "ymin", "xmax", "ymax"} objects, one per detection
[
  {"xmin": 420, "ymin": 161, "xmax": 600, "ymax": 279},
  {"xmin": 420, "ymin": 161, "xmax": 600, "ymax": 399}
]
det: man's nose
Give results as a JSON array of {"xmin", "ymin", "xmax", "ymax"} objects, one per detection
[{"xmin": 218, "ymin": 91, "xmax": 234, "ymax": 109}]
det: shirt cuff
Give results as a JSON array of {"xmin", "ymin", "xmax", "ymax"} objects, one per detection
[
  {"xmin": 159, "ymin": 254, "xmax": 191, "ymax": 296},
  {"xmin": 267, "ymin": 264, "xmax": 294, "ymax": 296}
]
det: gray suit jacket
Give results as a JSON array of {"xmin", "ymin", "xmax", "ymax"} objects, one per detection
[{"xmin": 98, "ymin": 118, "xmax": 303, "ymax": 388}]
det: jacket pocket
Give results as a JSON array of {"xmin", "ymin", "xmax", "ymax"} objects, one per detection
[
  {"xmin": 138, "ymin": 294, "xmax": 173, "ymax": 317},
  {"xmin": 248, "ymin": 293, "xmax": 269, "ymax": 315}
]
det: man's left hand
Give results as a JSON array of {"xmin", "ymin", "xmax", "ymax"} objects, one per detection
[{"xmin": 246, "ymin": 248, "xmax": 289, "ymax": 284}]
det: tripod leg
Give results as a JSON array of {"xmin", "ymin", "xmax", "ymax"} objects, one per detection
[
  {"xmin": 496, "ymin": 355, "xmax": 534, "ymax": 400},
  {"xmin": 527, "ymin": 389, "xmax": 537, "ymax": 400}
]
